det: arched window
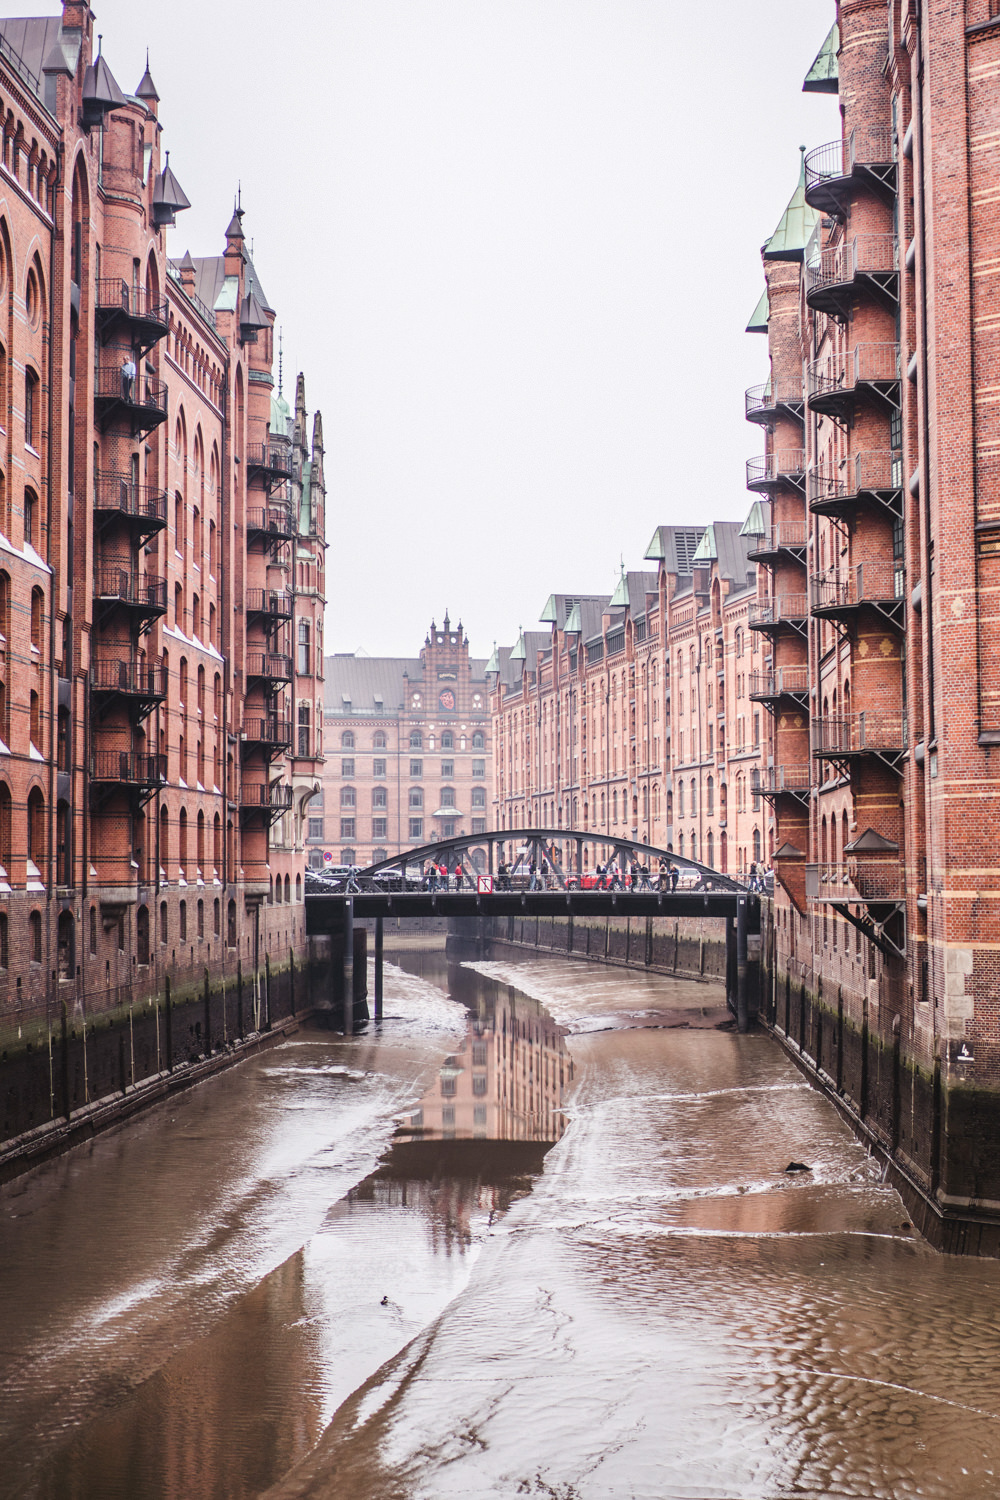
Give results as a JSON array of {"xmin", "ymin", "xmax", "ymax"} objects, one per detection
[
  {"xmin": 720, "ymin": 830, "xmax": 728, "ymax": 873},
  {"xmin": 178, "ymin": 807, "xmax": 188, "ymax": 873},
  {"xmin": 29, "ymin": 909, "xmax": 41, "ymax": 963},
  {"xmin": 137, "ymin": 905, "xmax": 150, "ymax": 965},
  {"xmin": 284, "ymin": 874, "xmax": 290, "ymax": 903},
  {"xmin": 56, "ymin": 799, "xmax": 70, "ymax": 884},
  {"xmin": 214, "ymin": 897, "xmax": 221, "ymax": 936},
  {"xmin": 706, "ymin": 775, "xmax": 714, "ymax": 816},
  {"xmin": 160, "ymin": 804, "xmax": 169, "ymax": 877},
  {"xmin": 441, "ymin": 731, "xmax": 454, "ymax": 750},
  {"xmin": 410, "ymin": 731, "xmax": 422, "ymax": 748},
  {"xmin": 296, "ymin": 873, "xmax": 302, "ymax": 901},
  {"xmin": 341, "ymin": 731, "xmax": 355, "ymax": 749},
  {"xmin": 707, "ymin": 828, "xmax": 714, "ymax": 868},
  {"xmin": 753, "ymin": 827, "xmax": 762, "ymax": 863},
  {"xmin": 297, "ymin": 618, "xmax": 310, "ymax": 675},
  {"xmin": 227, "ymin": 898, "xmax": 237, "ymax": 947},
  {"xmin": 160, "ymin": 900, "xmax": 168, "ymax": 944},
  {"xmin": 373, "ymin": 730, "xmax": 387, "ymax": 750},
  {"xmin": 409, "ymin": 787, "xmax": 423, "ymax": 809},
  {"xmin": 27, "ymin": 787, "xmax": 44, "ymax": 866},
  {"xmin": 440, "ymin": 786, "xmax": 456, "ymax": 808},
  {"xmin": 720, "ymin": 782, "xmax": 728, "ymax": 820},
  {"xmin": 340, "ymin": 786, "xmax": 356, "ymax": 808},
  {"xmin": 472, "ymin": 731, "xmax": 484, "ymax": 749},
  {"xmin": 30, "ymin": 587, "xmax": 43, "ymax": 651},
  {"xmin": 197, "ymin": 810, "xmax": 205, "ymax": 872},
  {"xmin": 678, "ymin": 780, "xmax": 685, "ymax": 819},
  {"xmin": 372, "ymin": 786, "xmax": 387, "ymax": 809}
]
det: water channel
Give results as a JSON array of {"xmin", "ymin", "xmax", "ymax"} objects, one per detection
[{"xmin": 3, "ymin": 942, "xmax": 1000, "ymax": 1498}]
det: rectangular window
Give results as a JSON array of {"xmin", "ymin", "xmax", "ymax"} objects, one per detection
[
  {"xmin": 308, "ymin": 817, "xmax": 324, "ymax": 840},
  {"xmin": 409, "ymin": 817, "xmax": 423, "ymax": 839},
  {"xmin": 373, "ymin": 758, "xmax": 387, "ymax": 778},
  {"xmin": 472, "ymin": 818, "xmax": 486, "ymax": 834},
  {"xmin": 441, "ymin": 760, "xmax": 454, "ymax": 778},
  {"xmin": 341, "ymin": 758, "xmax": 354, "ymax": 777},
  {"xmin": 472, "ymin": 759, "xmax": 485, "ymax": 777},
  {"xmin": 340, "ymin": 817, "xmax": 355, "ymax": 839},
  {"xmin": 472, "ymin": 1074, "xmax": 488, "ymax": 1096},
  {"xmin": 410, "ymin": 759, "xmax": 422, "ymax": 777},
  {"xmin": 372, "ymin": 817, "xmax": 387, "ymax": 838}
]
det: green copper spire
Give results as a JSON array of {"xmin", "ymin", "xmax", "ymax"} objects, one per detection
[
  {"xmin": 746, "ymin": 285, "xmax": 769, "ymax": 334},
  {"xmin": 803, "ymin": 23, "xmax": 839, "ymax": 94},
  {"xmin": 763, "ymin": 148, "xmax": 821, "ymax": 263}
]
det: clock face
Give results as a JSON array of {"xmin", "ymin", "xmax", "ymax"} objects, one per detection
[
  {"xmin": 411, "ymin": 693, "xmax": 422, "ymax": 709},
  {"xmin": 472, "ymin": 693, "xmax": 482, "ymax": 708},
  {"xmin": 438, "ymin": 689, "xmax": 456, "ymax": 712}
]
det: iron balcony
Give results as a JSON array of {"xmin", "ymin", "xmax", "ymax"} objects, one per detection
[
  {"xmin": 805, "ymin": 860, "xmax": 904, "ymax": 905},
  {"xmin": 246, "ymin": 504, "xmax": 295, "ymax": 545},
  {"xmin": 812, "ymin": 712, "xmax": 907, "ymax": 772},
  {"xmin": 758, "ymin": 763, "xmax": 812, "ymax": 801},
  {"xmin": 94, "ymin": 568, "xmax": 167, "ymax": 619},
  {"xmin": 94, "ymin": 356, "xmax": 168, "ymax": 434},
  {"xmin": 241, "ymin": 717, "xmax": 293, "ymax": 752},
  {"xmin": 245, "ymin": 651, "xmax": 293, "ymax": 686},
  {"xmin": 94, "ymin": 277, "xmax": 169, "ymax": 347},
  {"xmin": 746, "ymin": 450, "xmax": 806, "ymax": 495},
  {"xmin": 747, "ymin": 594, "xmax": 809, "ymax": 633},
  {"xmin": 245, "ymin": 588, "xmax": 293, "ymax": 624},
  {"xmin": 94, "ymin": 471, "xmax": 168, "ymax": 537},
  {"xmin": 240, "ymin": 781, "xmax": 294, "ymax": 812},
  {"xmin": 806, "ymin": 343, "xmax": 901, "ymax": 423},
  {"xmin": 746, "ymin": 523, "xmax": 808, "ymax": 565},
  {"xmin": 804, "ymin": 234, "xmax": 899, "ymax": 321},
  {"xmin": 744, "ymin": 379, "xmax": 805, "ymax": 427},
  {"xmin": 91, "ymin": 656, "xmax": 167, "ymax": 708},
  {"xmin": 90, "ymin": 750, "xmax": 167, "ymax": 786},
  {"xmin": 749, "ymin": 666, "xmax": 810, "ymax": 705},
  {"xmin": 804, "ymin": 125, "xmax": 897, "ymax": 217},
  {"xmin": 808, "ymin": 450, "xmax": 904, "ymax": 520},
  {"xmin": 810, "ymin": 563, "xmax": 905, "ymax": 626},
  {"xmin": 246, "ymin": 443, "xmax": 293, "ymax": 483}
]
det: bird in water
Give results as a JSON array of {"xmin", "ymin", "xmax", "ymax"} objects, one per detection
[{"xmin": 380, "ymin": 1295, "xmax": 389, "ymax": 1306}]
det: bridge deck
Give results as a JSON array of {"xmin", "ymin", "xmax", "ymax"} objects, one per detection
[{"xmin": 307, "ymin": 890, "xmax": 748, "ymax": 929}]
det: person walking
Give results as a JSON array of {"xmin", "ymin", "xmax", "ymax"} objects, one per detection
[
  {"xmin": 455, "ymin": 861, "xmax": 464, "ymax": 891},
  {"xmin": 658, "ymin": 856, "xmax": 669, "ymax": 892},
  {"xmin": 529, "ymin": 858, "xmax": 538, "ymax": 891},
  {"xmin": 669, "ymin": 862, "xmax": 679, "ymax": 893}
]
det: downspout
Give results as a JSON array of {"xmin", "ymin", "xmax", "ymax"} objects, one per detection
[{"xmin": 46, "ymin": 143, "xmax": 63, "ymax": 979}]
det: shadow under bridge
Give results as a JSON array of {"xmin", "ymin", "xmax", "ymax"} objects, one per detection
[{"xmin": 305, "ymin": 829, "xmax": 761, "ymax": 1033}]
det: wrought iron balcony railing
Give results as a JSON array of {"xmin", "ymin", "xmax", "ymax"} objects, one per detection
[
  {"xmin": 759, "ymin": 763, "xmax": 812, "ymax": 797},
  {"xmin": 240, "ymin": 782, "xmax": 294, "ymax": 810},
  {"xmin": 94, "ymin": 568, "xmax": 167, "ymax": 613},
  {"xmin": 805, "ymin": 234, "xmax": 898, "ymax": 318},
  {"xmin": 745, "ymin": 379, "xmax": 805, "ymax": 425},
  {"xmin": 746, "ymin": 523, "xmax": 808, "ymax": 562},
  {"xmin": 94, "ymin": 471, "xmax": 168, "ymax": 529},
  {"xmin": 246, "ymin": 504, "xmax": 295, "ymax": 542},
  {"xmin": 746, "ymin": 450, "xmax": 806, "ymax": 493},
  {"xmin": 749, "ymin": 665, "xmax": 810, "ymax": 701},
  {"xmin": 807, "ymin": 343, "xmax": 900, "ymax": 420},
  {"xmin": 808, "ymin": 450, "xmax": 904, "ymax": 515},
  {"xmin": 91, "ymin": 750, "xmax": 167, "ymax": 786},
  {"xmin": 246, "ymin": 443, "xmax": 293, "ymax": 479},
  {"xmin": 810, "ymin": 562, "xmax": 905, "ymax": 618},
  {"xmin": 804, "ymin": 125, "xmax": 897, "ymax": 215},
  {"xmin": 94, "ymin": 278, "xmax": 169, "ymax": 329},
  {"xmin": 806, "ymin": 860, "xmax": 904, "ymax": 904},
  {"xmin": 91, "ymin": 657, "xmax": 167, "ymax": 699},
  {"xmin": 241, "ymin": 717, "xmax": 293, "ymax": 750},
  {"xmin": 245, "ymin": 588, "xmax": 293, "ymax": 621},
  {"xmin": 245, "ymin": 651, "xmax": 292, "ymax": 683},
  {"xmin": 747, "ymin": 594, "xmax": 809, "ymax": 630},
  {"xmin": 812, "ymin": 712, "xmax": 907, "ymax": 758}
]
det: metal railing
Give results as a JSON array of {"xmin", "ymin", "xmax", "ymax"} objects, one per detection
[
  {"xmin": 245, "ymin": 651, "xmax": 292, "ymax": 682},
  {"xmin": 807, "ymin": 343, "xmax": 900, "ymax": 402},
  {"xmin": 246, "ymin": 442, "xmax": 293, "ymax": 477},
  {"xmin": 91, "ymin": 751, "xmax": 167, "ymax": 785},
  {"xmin": 245, "ymin": 588, "xmax": 293, "ymax": 619},
  {"xmin": 760, "ymin": 763, "xmax": 811, "ymax": 795},
  {"xmin": 94, "ymin": 361, "xmax": 168, "ymax": 415},
  {"xmin": 241, "ymin": 718, "xmax": 293, "ymax": 748},
  {"xmin": 240, "ymin": 782, "xmax": 294, "ymax": 810},
  {"xmin": 745, "ymin": 379, "xmax": 804, "ymax": 421},
  {"xmin": 246, "ymin": 504, "xmax": 295, "ymax": 538},
  {"xmin": 808, "ymin": 450, "xmax": 904, "ymax": 505},
  {"xmin": 806, "ymin": 859, "xmax": 903, "ymax": 903},
  {"xmin": 748, "ymin": 594, "xmax": 809, "ymax": 628},
  {"xmin": 95, "ymin": 279, "xmax": 170, "ymax": 326},
  {"xmin": 94, "ymin": 472, "xmax": 168, "ymax": 525},
  {"xmin": 812, "ymin": 712, "xmax": 907, "ymax": 756},
  {"xmin": 94, "ymin": 568, "xmax": 167, "ymax": 610},
  {"xmin": 811, "ymin": 562, "xmax": 905, "ymax": 612},
  {"xmin": 91, "ymin": 657, "xmax": 167, "ymax": 697},
  {"xmin": 748, "ymin": 522, "xmax": 808, "ymax": 555},
  {"xmin": 805, "ymin": 234, "xmax": 898, "ymax": 295},
  {"xmin": 746, "ymin": 451, "xmax": 806, "ymax": 489},
  {"xmin": 805, "ymin": 125, "xmax": 897, "ymax": 193},
  {"xmin": 749, "ymin": 665, "xmax": 810, "ymax": 699}
]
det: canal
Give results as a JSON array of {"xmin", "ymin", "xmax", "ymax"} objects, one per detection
[{"xmin": 3, "ymin": 944, "xmax": 1000, "ymax": 1498}]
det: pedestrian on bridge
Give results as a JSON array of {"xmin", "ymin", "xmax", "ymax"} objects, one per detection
[
  {"xmin": 455, "ymin": 862, "xmax": 464, "ymax": 891},
  {"xmin": 529, "ymin": 858, "xmax": 538, "ymax": 891},
  {"xmin": 658, "ymin": 856, "xmax": 669, "ymax": 892},
  {"xmin": 669, "ymin": 863, "xmax": 679, "ymax": 892}
]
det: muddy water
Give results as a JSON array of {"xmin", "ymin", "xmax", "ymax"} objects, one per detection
[{"xmin": 3, "ymin": 949, "xmax": 1000, "ymax": 1499}]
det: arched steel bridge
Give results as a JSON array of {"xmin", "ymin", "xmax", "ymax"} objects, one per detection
[{"xmin": 345, "ymin": 827, "xmax": 743, "ymax": 894}]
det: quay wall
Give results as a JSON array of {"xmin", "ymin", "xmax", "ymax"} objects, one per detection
[
  {"xmin": 480, "ymin": 912, "xmax": 729, "ymax": 985},
  {"xmin": 0, "ymin": 942, "xmax": 331, "ymax": 1183}
]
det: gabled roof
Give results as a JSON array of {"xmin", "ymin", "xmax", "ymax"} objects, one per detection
[
  {"xmin": 0, "ymin": 17, "xmax": 63, "ymax": 95},
  {"xmin": 741, "ymin": 500, "xmax": 768, "ymax": 537},
  {"xmin": 763, "ymin": 149, "xmax": 820, "ymax": 263},
  {"xmin": 691, "ymin": 525, "xmax": 717, "ymax": 564},
  {"xmin": 746, "ymin": 286, "xmax": 769, "ymax": 334},
  {"xmin": 185, "ymin": 249, "xmax": 273, "ymax": 324},
  {"xmin": 644, "ymin": 525, "xmax": 706, "ymax": 574},
  {"xmin": 845, "ymin": 828, "xmax": 899, "ymax": 854},
  {"xmin": 803, "ymin": 23, "xmax": 839, "ymax": 94},
  {"xmin": 539, "ymin": 592, "xmax": 606, "ymax": 629},
  {"xmin": 324, "ymin": 651, "xmax": 488, "ymax": 714}
]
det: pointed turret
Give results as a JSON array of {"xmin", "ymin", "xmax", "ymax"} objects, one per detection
[
  {"xmin": 152, "ymin": 152, "xmax": 191, "ymax": 229},
  {"xmin": 81, "ymin": 34, "xmax": 126, "ymax": 129},
  {"xmin": 179, "ymin": 250, "xmax": 196, "ymax": 296},
  {"xmin": 312, "ymin": 411, "xmax": 324, "ymax": 455},
  {"xmin": 762, "ymin": 148, "xmax": 819, "ymax": 263},
  {"xmin": 136, "ymin": 50, "xmax": 160, "ymax": 110}
]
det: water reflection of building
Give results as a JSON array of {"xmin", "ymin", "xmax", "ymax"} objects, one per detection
[{"xmin": 403, "ymin": 985, "xmax": 572, "ymax": 1145}]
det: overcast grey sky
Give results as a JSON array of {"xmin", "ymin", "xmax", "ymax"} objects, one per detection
[{"xmin": 15, "ymin": 0, "xmax": 838, "ymax": 656}]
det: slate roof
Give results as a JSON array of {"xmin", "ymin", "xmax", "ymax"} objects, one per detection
[
  {"xmin": 0, "ymin": 18, "xmax": 63, "ymax": 92},
  {"xmin": 186, "ymin": 249, "xmax": 273, "ymax": 318},
  {"xmin": 643, "ymin": 525, "xmax": 706, "ymax": 573},
  {"xmin": 324, "ymin": 652, "xmax": 487, "ymax": 715}
]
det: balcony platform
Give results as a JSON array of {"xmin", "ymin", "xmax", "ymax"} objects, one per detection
[
  {"xmin": 746, "ymin": 451, "xmax": 806, "ymax": 495},
  {"xmin": 812, "ymin": 713, "xmax": 907, "ymax": 775},
  {"xmin": 808, "ymin": 449, "xmax": 904, "ymax": 520},
  {"xmin": 804, "ymin": 126, "xmax": 897, "ymax": 218},
  {"xmin": 807, "ymin": 344, "xmax": 900, "ymax": 424},
  {"xmin": 805, "ymin": 234, "xmax": 898, "ymax": 321},
  {"xmin": 745, "ymin": 380, "xmax": 805, "ymax": 427}
]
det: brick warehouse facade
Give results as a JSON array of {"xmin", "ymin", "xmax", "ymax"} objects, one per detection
[
  {"xmin": 488, "ymin": 528, "xmax": 774, "ymax": 878},
  {"xmin": 0, "ymin": 3, "xmax": 326, "ymax": 1147},
  {"xmin": 320, "ymin": 615, "xmax": 492, "ymax": 871},
  {"xmin": 747, "ymin": 0, "xmax": 1000, "ymax": 1250}
]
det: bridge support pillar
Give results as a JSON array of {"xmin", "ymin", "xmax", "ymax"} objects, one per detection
[
  {"xmin": 374, "ymin": 918, "xmax": 384, "ymax": 1021},
  {"xmin": 342, "ymin": 898, "xmax": 354, "ymax": 1034},
  {"xmin": 736, "ymin": 894, "xmax": 749, "ymax": 1033},
  {"xmin": 726, "ymin": 917, "xmax": 737, "ymax": 1012}
]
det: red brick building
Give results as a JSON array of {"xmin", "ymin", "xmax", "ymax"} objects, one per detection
[
  {"xmin": 489, "ymin": 526, "xmax": 774, "ymax": 877},
  {"xmin": 320, "ymin": 615, "xmax": 491, "ymax": 870},
  {"xmin": 0, "ymin": 4, "xmax": 324, "ymax": 1056},
  {"xmin": 749, "ymin": 1, "xmax": 1000, "ymax": 1245}
]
